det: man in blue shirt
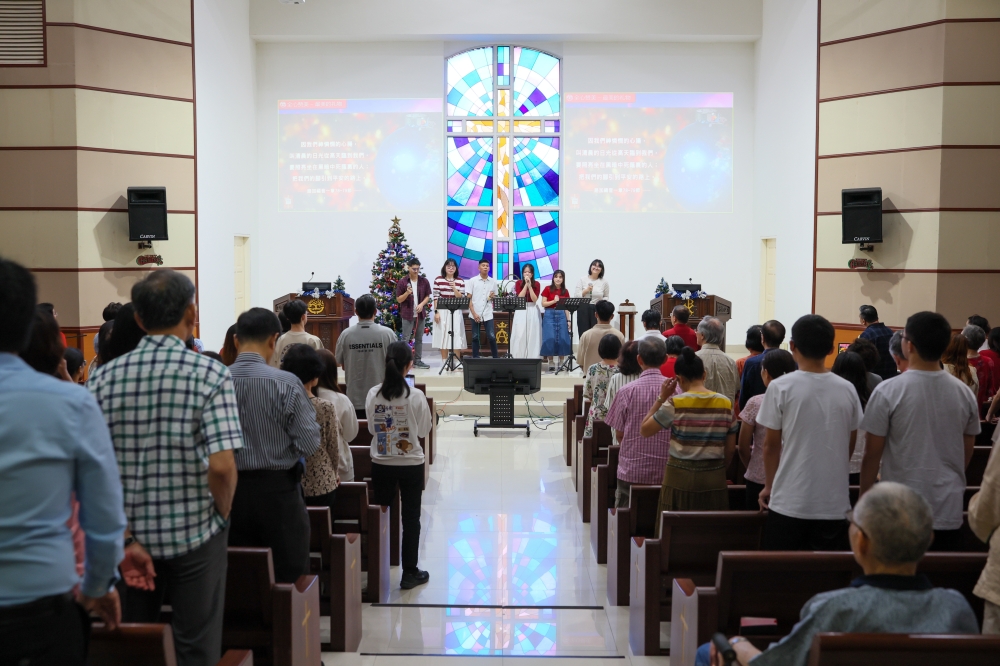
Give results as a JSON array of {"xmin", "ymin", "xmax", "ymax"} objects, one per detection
[
  {"xmin": 739, "ymin": 319, "xmax": 786, "ymax": 410},
  {"xmin": 859, "ymin": 305, "xmax": 898, "ymax": 380},
  {"xmin": 0, "ymin": 258, "xmax": 127, "ymax": 666}
]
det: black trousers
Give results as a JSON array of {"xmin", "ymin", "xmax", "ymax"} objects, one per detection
[
  {"xmin": 744, "ymin": 480, "xmax": 765, "ymax": 511},
  {"xmin": 356, "ymin": 408, "xmax": 368, "ymax": 420},
  {"xmin": 122, "ymin": 526, "xmax": 229, "ymax": 666},
  {"xmin": 305, "ymin": 488, "xmax": 337, "ymax": 515},
  {"xmin": 577, "ymin": 303, "xmax": 597, "ymax": 337},
  {"xmin": 371, "ymin": 462, "xmax": 423, "ymax": 572},
  {"xmin": 761, "ymin": 508, "xmax": 850, "ymax": 551},
  {"xmin": 0, "ymin": 593, "xmax": 89, "ymax": 666},
  {"xmin": 229, "ymin": 468, "xmax": 310, "ymax": 584}
]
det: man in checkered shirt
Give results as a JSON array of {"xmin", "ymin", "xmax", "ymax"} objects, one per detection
[{"xmin": 90, "ymin": 270, "xmax": 242, "ymax": 666}]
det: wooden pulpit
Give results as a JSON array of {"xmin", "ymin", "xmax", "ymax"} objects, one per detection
[
  {"xmin": 650, "ymin": 294, "xmax": 732, "ymax": 346},
  {"xmin": 273, "ymin": 293, "xmax": 355, "ymax": 354}
]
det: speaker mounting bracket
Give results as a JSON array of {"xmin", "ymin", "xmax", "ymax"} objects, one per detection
[
  {"xmin": 138, "ymin": 241, "xmax": 153, "ymax": 250},
  {"xmin": 858, "ymin": 243, "xmax": 875, "ymax": 252}
]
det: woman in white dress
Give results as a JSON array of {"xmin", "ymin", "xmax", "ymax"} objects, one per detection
[
  {"xmin": 574, "ymin": 259, "xmax": 610, "ymax": 336},
  {"xmin": 432, "ymin": 258, "xmax": 467, "ymax": 359},
  {"xmin": 510, "ymin": 263, "xmax": 542, "ymax": 358}
]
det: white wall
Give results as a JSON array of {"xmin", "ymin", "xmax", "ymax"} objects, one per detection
[
  {"xmin": 195, "ymin": 0, "xmax": 259, "ymax": 349},
  {"xmin": 254, "ymin": 39, "xmax": 758, "ymax": 338},
  {"xmin": 751, "ymin": 0, "xmax": 817, "ymax": 330}
]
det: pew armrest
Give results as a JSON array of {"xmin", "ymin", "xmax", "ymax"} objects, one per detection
[
  {"xmin": 629, "ymin": 536, "xmax": 662, "ymax": 656},
  {"xmin": 272, "ymin": 575, "xmax": 321, "ymax": 666},
  {"xmin": 217, "ymin": 649, "xmax": 254, "ymax": 666},
  {"xmin": 366, "ymin": 505, "xmax": 391, "ymax": 604},
  {"xmin": 670, "ymin": 578, "xmax": 718, "ymax": 666}
]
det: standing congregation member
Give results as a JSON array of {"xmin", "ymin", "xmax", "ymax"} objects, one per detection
[
  {"xmin": 739, "ymin": 319, "xmax": 785, "ymax": 410},
  {"xmin": 942, "ymin": 334, "xmax": 979, "ymax": 397},
  {"xmin": 605, "ymin": 337, "xmax": 671, "ymax": 507},
  {"xmin": 220, "ymin": 324, "xmax": 238, "ymax": 366},
  {"xmin": 858, "ymin": 304, "xmax": 898, "ymax": 380},
  {"xmin": 659, "ymin": 335, "xmax": 685, "ymax": 378},
  {"xmin": 89, "ymin": 270, "xmax": 242, "ymax": 666},
  {"xmin": 757, "ymin": 315, "xmax": 862, "ymax": 551},
  {"xmin": 846, "ymin": 337, "xmax": 883, "ymax": 394},
  {"xmin": 574, "ymin": 259, "xmax": 609, "ymax": 337},
  {"xmin": 983, "ymin": 327, "xmax": 1000, "ymax": 398},
  {"xmin": 698, "ymin": 483, "xmax": 979, "ymax": 666},
  {"xmin": 271, "ymin": 299, "xmax": 323, "ymax": 368},
  {"xmin": 316, "ymin": 349, "xmax": 358, "ymax": 481},
  {"xmin": 467, "ymin": 259, "xmax": 498, "ymax": 358},
  {"xmin": 640, "ymin": 347, "xmax": 739, "ymax": 521},
  {"xmin": 696, "ymin": 316, "xmax": 738, "ymax": 406},
  {"xmin": 969, "ymin": 422, "xmax": 1000, "ymax": 634},
  {"xmin": 510, "ymin": 263, "xmax": 542, "ymax": 358},
  {"xmin": 889, "ymin": 329, "xmax": 908, "ymax": 373},
  {"xmin": 737, "ymin": 349, "xmax": 796, "ymax": 510},
  {"xmin": 861, "ymin": 311, "xmax": 980, "ymax": 551},
  {"xmin": 833, "ymin": 351, "xmax": 872, "ymax": 486},
  {"xmin": 577, "ymin": 300, "xmax": 623, "ymax": 373},
  {"xmin": 603, "ymin": 340, "xmax": 641, "ymax": 445},
  {"xmin": 336, "ymin": 294, "xmax": 398, "ymax": 419},
  {"xmin": 968, "ymin": 315, "xmax": 991, "ymax": 350},
  {"xmin": 432, "ymin": 258, "xmax": 466, "ymax": 361},
  {"xmin": 663, "ymin": 305, "xmax": 699, "ymax": 350},
  {"xmin": 395, "ymin": 257, "xmax": 432, "ymax": 369},
  {"xmin": 366, "ymin": 342, "xmax": 433, "ymax": 590},
  {"xmin": 640, "ymin": 309, "xmax": 665, "ymax": 339},
  {"xmin": 228, "ymin": 308, "xmax": 321, "ymax": 583},
  {"xmin": 540, "ymin": 269, "xmax": 572, "ymax": 371},
  {"xmin": 964, "ymin": 324, "xmax": 996, "ymax": 414},
  {"xmin": 736, "ymin": 324, "xmax": 763, "ymax": 380},
  {"xmin": 582, "ymin": 334, "xmax": 621, "ymax": 438},
  {"xmin": 1, "ymin": 258, "xmax": 127, "ymax": 666},
  {"xmin": 282, "ymin": 345, "xmax": 341, "ymax": 515}
]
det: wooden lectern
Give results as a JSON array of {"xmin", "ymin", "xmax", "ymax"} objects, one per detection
[
  {"xmin": 273, "ymin": 293, "xmax": 355, "ymax": 354},
  {"xmin": 650, "ymin": 294, "xmax": 732, "ymax": 346}
]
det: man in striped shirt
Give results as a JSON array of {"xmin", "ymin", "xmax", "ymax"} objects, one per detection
[
  {"xmin": 605, "ymin": 336, "xmax": 672, "ymax": 507},
  {"xmin": 228, "ymin": 308, "xmax": 321, "ymax": 583}
]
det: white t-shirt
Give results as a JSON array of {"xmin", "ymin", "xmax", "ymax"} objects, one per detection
[
  {"xmin": 757, "ymin": 370, "xmax": 862, "ymax": 520},
  {"xmin": 316, "ymin": 386, "xmax": 359, "ymax": 482},
  {"xmin": 270, "ymin": 330, "xmax": 324, "ymax": 368},
  {"xmin": 365, "ymin": 384, "xmax": 432, "ymax": 466},
  {"xmin": 860, "ymin": 369, "xmax": 981, "ymax": 530},
  {"xmin": 467, "ymin": 275, "xmax": 496, "ymax": 321}
]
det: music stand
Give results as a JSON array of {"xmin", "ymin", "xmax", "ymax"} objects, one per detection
[
  {"xmin": 437, "ymin": 296, "xmax": 470, "ymax": 374},
  {"xmin": 554, "ymin": 297, "xmax": 590, "ymax": 375},
  {"xmin": 463, "ymin": 357, "xmax": 542, "ymax": 437},
  {"xmin": 493, "ymin": 296, "xmax": 526, "ymax": 359}
]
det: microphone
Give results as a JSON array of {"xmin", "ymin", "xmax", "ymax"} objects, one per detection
[{"xmin": 309, "ymin": 271, "xmax": 314, "ymax": 282}]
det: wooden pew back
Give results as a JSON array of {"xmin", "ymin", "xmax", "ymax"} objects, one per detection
[
  {"xmin": 967, "ymin": 446, "xmax": 991, "ymax": 487},
  {"xmin": 660, "ymin": 512, "xmax": 768, "ymax": 585},
  {"xmin": 807, "ymin": 633, "xmax": 1000, "ymax": 666},
  {"xmin": 89, "ymin": 624, "xmax": 178, "ymax": 666}
]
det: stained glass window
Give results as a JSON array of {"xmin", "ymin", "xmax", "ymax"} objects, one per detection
[{"xmin": 446, "ymin": 47, "xmax": 560, "ymax": 279}]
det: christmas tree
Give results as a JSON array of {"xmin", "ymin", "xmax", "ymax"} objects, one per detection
[
  {"xmin": 331, "ymin": 275, "xmax": 349, "ymax": 297},
  {"xmin": 369, "ymin": 217, "xmax": 433, "ymax": 339}
]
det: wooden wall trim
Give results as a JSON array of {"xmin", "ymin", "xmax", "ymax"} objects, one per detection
[
  {"xmin": 31, "ymin": 266, "xmax": 197, "ymax": 273},
  {"xmin": 819, "ymin": 144, "xmax": 1000, "ymax": 160},
  {"xmin": 817, "ymin": 207, "xmax": 1000, "ymax": 216},
  {"xmin": 0, "ymin": 206, "xmax": 196, "ymax": 214},
  {"xmin": 0, "ymin": 146, "xmax": 194, "ymax": 159},
  {"xmin": 819, "ymin": 81, "xmax": 1000, "ymax": 104},
  {"xmin": 45, "ymin": 22, "xmax": 192, "ymax": 48},
  {"xmin": 817, "ymin": 268, "xmax": 1000, "ymax": 274},
  {"xmin": 0, "ymin": 84, "xmax": 193, "ymax": 103},
  {"xmin": 820, "ymin": 17, "xmax": 1000, "ymax": 47}
]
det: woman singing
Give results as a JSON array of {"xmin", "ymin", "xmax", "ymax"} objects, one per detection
[
  {"xmin": 510, "ymin": 263, "xmax": 542, "ymax": 358},
  {"xmin": 574, "ymin": 259, "xmax": 609, "ymax": 336},
  {"xmin": 432, "ymin": 258, "xmax": 467, "ymax": 361},
  {"xmin": 540, "ymin": 269, "xmax": 572, "ymax": 371}
]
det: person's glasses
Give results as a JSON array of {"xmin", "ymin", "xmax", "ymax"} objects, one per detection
[{"xmin": 845, "ymin": 509, "xmax": 868, "ymax": 538}]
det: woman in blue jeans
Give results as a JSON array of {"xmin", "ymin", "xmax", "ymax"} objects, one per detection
[{"xmin": 365, "ymin": 341, "xmax": 433, "ymax": 589}]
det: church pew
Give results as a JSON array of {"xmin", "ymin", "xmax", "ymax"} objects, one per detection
[
  {"xmin": 607, "ymin": 484, "xmax": 661, "ymax": 606},
  {"xmin": 564, "ymin": 387, "xmax": 580, "ymax": 466},
  {"xmin": 90, "ymin": 623, "xmax": 253, "ymax": 666},
  {"xmin": 807, "ymin": 633, "xmax": 1000, "ymax": 666},
  {"xmin": 590, "ymin": 445, "xmax": 620, "ymax": 563},
  {"xmin": 305, "ymin": 508, "xmax": 362, "ymax": 652},
  {"xmin": 413, "ymin": 382, "xmax": 434, "ymax": 465},
  {"xmin": 329, "ymin": 481, "xmax": 390, "ymax": 603},
  {"xmin": 222, "ymin": 548, "xmax": 322, "ymax": 666},
  {"xmin": 666, "ymin": 551, "xmax": 987, "ymax": 666},
  {"xmin": 967, "ymin": 446, "xmax": 991, "ymax": 487},
  {"xmin": 350, "ymin": 422, "xmax": 429, "ymax": 490},
  {"xmin": 350, "ymin": 446, "xmax": 405, "ymax": 569},
  {"xmin": 576, "ymin": 420, "xmax": 612, "ymax": 522},
  {"xmin": 975, "ymin": 420, "xmax": 995, "ymax": 447},
  {"xmin": 571, "ymin": 399, "xmax": 589, "ymax": 492}
]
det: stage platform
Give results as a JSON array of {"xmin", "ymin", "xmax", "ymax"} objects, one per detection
[{"xmin": 411, "ymin": 355, "xmax": 582, "ymax": 417}]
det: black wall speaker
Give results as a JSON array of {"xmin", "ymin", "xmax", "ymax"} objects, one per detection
[
  {"xmin": 841, "ymin": 187, "xmax": 882, "ymax": 244},
  {"xmin": 127, "ymin": 187, "xmax": 168, "ymax": 242}
]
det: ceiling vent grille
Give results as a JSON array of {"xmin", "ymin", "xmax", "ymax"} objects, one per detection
[{"xmin": 0, "ymin": 0, "xmax": 45, "ymax": 66}]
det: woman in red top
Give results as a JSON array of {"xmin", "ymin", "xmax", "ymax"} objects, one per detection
[
  {"xmin": 510, "ymin": 263, "xmax": 542, "ymax": 358},
  {"xmin": 540, "ymin": 269, "xmax": 572, "ymax": 370},
  {"xmin": 660, "ymin": 334, "xmax": 686, "ymax": 378}
]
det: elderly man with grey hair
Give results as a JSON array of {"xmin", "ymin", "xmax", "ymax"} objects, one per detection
[
  {"xmin": 695, "ymin": 316, "xmax": 738, "ymax": 406},
  {"xmin": 697, "ymin": 482, "xmax": 980, "ymax": 666},
  {"xmin": 888, "ymin": 329, "xmax": 908, "ymax": 373}
]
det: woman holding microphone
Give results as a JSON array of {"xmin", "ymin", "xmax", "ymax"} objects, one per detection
[
  {"xmin": 574, "ymin": 259, "xmax": 609, "ymax": 336},
  {"xmin": 510, "ymin": 263, "xmax": 542, "ymax": 358}
]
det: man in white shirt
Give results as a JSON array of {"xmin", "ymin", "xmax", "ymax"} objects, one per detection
[
  {"xmin": 757, "ymin": 314, "xmax": 862, "ymax": 551},
  {"xmin": 860, "ymin": 311, "xmax": 980, "ymax": 551},
  {"xmin": 639, "ymin": 309, "xmax": 666, "ymax": 339},
  {"xmin": 271, "ymin": 300, "xmax": 324, "ymax": 368},
  {"xmin": 467, "ymin": 259, "xmax": 498, "ymax": 358}
]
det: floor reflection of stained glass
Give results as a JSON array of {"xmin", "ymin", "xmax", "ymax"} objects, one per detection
[
  {"xmin": 445, "ymin": 607, "xmax": 501, "ymax": 655},
  {"xmin": 448, "ymin": 535, "xmax": 501, "ymax": 605},
  {"xmin": 508, "ymin": 617, "xmax": 558, "ymax": 655},
  {"xmin": 509, "ymin": 535, "xmax": 558, "ymax": 601}
]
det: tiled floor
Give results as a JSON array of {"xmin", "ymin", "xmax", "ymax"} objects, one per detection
[{"xmin": 320, "ymin": 418, "xmax": 671, "ymax": 665}]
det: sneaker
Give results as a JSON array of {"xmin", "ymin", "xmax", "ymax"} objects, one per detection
[
  {"xmin": 400, "ymin": 569, "xmax": 430, "ymax": 589},
  {"xmin": 413, "ymin": 360, "xmax": 430, "ymax": 369}
]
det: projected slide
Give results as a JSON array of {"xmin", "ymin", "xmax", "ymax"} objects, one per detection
[
  {"xmin": 565, "ymin": 92, "xmax": 733, "ymax": 213},
  {"xmin": 278, "ymin": 98, "xmax": 442, "ymax": 211}
]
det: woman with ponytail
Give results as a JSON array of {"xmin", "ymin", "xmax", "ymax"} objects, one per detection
[
  {"xmin": 365, "ymin": 341, "xmax": 433, "ymax": 590},
  {"xmin": 640, "ymin": 347, "xmax": 738, "ymax": 524}
]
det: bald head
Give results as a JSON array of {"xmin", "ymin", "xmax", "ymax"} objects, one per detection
[{"xmin": 854, "ymin": 482, "xmax": 934, "ymax": 565}]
